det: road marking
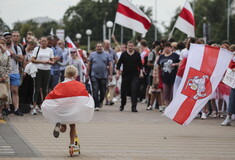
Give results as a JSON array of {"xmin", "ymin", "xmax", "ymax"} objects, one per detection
[{"xmin": 0, "ymin": 119, "xmax": 6, "ymax": 124}]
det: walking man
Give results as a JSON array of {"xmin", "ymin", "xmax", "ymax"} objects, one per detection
[
  {"xmin": 4, "ymin": 32, "xmax": 24, "ymax": 116},
  {"xmin": 86, "ymin": 42, "xmax": 113, "ymax": 111},
  {"xmin": 116, "ymin": 41, "xmax": 143, "ymax": 112}
]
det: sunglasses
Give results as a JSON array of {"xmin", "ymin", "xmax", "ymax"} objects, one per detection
[{"xmin": 4, "ymin": 36, "xmax": 11, "ymax": 39}]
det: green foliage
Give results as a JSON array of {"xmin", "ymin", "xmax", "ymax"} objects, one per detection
[
  {"xmin": 12, "ymin": 20, "xmax": 63, "ymax": 41},
  {"xmin": 0, "ymin": 18, "xmax": 10, "ymax": 33},
  {"xmin": 63, "ymin": 0, "xmax": 161, "ymax": 46},
  {"xmin": 165, "ymin": 0, "xmax": 235, "ymax": 43}
]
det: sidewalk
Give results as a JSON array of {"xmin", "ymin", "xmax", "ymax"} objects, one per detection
[{"xmin": 0, "ymin": 101, "xmax": 235, "ymax": 160}]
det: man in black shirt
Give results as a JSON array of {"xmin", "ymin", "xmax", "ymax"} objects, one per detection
[{"xmin": 116, "ymin": 41, "xmax": 143, "ymax": 112}]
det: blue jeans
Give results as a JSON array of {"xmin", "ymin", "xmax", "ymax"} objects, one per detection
[
  {"xmin": 228, "ymin": 88, "xmax": 235, "ymax": 114},
  {"xmin": 51, "ymin": 70, "xmax": 60, "ymax": 89},
  {"xmin": 91, "ymin": 77, "xmax": 107, "ymax": 108}
]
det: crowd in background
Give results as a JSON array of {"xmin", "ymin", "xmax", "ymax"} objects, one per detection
[{"xmin": 0, "ymin": 30, "xmax": 235, "ymax": 126}]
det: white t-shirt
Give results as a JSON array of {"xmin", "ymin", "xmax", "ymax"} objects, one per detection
[
  {"xmin": 10, "ymin": 46, "xmax": 22, "ymax": 74},
  {"xmin": 180, "ymin": 48, "xmax": 189, "ymax": 60},
  {"xmin": 32, "ymin": 47, "xmax": 54, "ymax": 70}
]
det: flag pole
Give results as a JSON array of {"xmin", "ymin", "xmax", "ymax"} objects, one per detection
[
  {"xmin": 168, "ymin": 25, "xmax": 176, "ymax": 40},
  {"xmin": 112, "ymin": 22, "xmax": 116, "ymax": 36}
]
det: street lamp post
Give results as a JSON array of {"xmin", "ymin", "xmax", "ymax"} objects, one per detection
[
  {"xmin": 106, "ymin": 21, "xmax": 113, "ymax": 42},
  {"xmin": 76, "ymin": 33, "xmax": 82, "ymax": 42},
  {"xmin": 86, "ymin": 29, "xmax": 92, "ymax": 52}
]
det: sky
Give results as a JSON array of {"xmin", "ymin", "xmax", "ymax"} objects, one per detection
[{"xmin": 0, "ymin": 0, "xmax": 187, "ymax": 32}]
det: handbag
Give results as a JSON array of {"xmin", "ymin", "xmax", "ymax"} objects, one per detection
[{"xmin": 0, "ymin": 83, "xmax": 8, "ymax": 100}]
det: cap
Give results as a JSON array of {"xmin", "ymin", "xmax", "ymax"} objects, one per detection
[
  {"xmin": 70, "ymin": 48, "xmax": 77, "ymax": 53},
  {"xmin": 3, "ymin": 32, "xmax": 11, "ymax": 37}
]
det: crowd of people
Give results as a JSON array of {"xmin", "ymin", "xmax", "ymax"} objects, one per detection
[{"xmin": 0, "ymin": 30, "xmax": 235, "ymax": 126}]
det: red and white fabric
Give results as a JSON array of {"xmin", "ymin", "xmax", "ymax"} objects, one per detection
[
  {"xmin": 174, "ymin": 0, "xmax": 195, "ymax": 37},
  {"xmin": 115, "ymin": 0, "xmax": 151, "ymax": 36},
  {"xmin": 164, "ymin": 44, "xmax": 233, "ymax": 126},
  {"xmin": 65, "ymin": 36, "xmax": 76, "ymax": 48},
  {"xmin": 42, "ymin": 79, "xmax": 94, "ymax": 124},
  {"xmin": 65, "ymin": 36, "xmax": 87, "ymax": 76}
]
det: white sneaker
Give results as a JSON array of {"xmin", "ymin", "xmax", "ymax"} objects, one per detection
[
  {"xmin": 221, "ymin": 117, "xmax": 231, "ymax": 126},
  {"xmin": 53, "ymin": 122, "xmax": 61, "ymax": 138},
  {"xmin": 95, "ymin": 107, "xmax": 100, "ymax": 111},
  {"xmin": 159, "ymin": 106, "xmax": 165, "ymax": 112},
  {"xmin": 31, "ymin": 109, "xmax": 37, "ymax": 115},
  {"xmin": 201, "ymin": 113, "xmax": 207, "ymax": 119},
  {"xmin": 146, "ymin": 105, "xmax": 152, "ymax": 110},
  {"xmin": 112, "ymin": 97, "xmax": 118, "ymax": 102},
  {"xmin": 231, "ymin": 114, "xmax": 235, "ymax": 120},
  {"xmin": 210, "ymin": 111, "xmax": 218, "ymax": 118}
]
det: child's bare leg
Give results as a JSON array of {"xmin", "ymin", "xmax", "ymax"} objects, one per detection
[
  {"xmin": 60, "ymin": 124, "xmax": 67, "ymax": 133},
  {"xmin": 69, "ymin": 124, "xmax": 76, "ymax": 144}
]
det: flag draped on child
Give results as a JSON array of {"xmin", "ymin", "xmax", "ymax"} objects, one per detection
[
  {"xmin": 169, "ymin": 0, "xmax": 195, "ymax": 37},
  {"xmin": 42, "ymin": 80, "xmax": 94, "ymax": 124},
  {"xmin": 114, "ymin": 0, "xmax": 151, "ymax": 36},
  {"xmin": 164, "ymin": 44, "xmax": 233, "ymax": 126}
]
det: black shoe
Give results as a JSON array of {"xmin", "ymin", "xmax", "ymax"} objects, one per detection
[
  {"xmin": 14, "ymin": 109, "xmax": 23, "ymax": 116},
  {"xmin": 2, "ymin": 108, "xmax": 11, "ymax": 116},
  {"xmin": 119, "ymin": 106, "xmax": 124, "ymax": 111},
  {"xmin": 53, "ymin": 122, "xmax": 61, "ymax": 138},
  {"xmin": 132, "ymin": 109, "xmax": 138, "ymax": 112},
  {"xmin": 110, "ymin": 101, "xmax": 114, "ymax": 105}
]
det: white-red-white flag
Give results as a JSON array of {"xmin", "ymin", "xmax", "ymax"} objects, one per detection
[
  {"xmin": 115, "ymin": 0, "xmax": 151, "ymax": 36},
  {"xmin": 42, "ymin": 80, "xmax": 94, "ymax": 124},
  {"xmin": 164, "ymin": 44, "xmax": 233, "ymax": 126},
  {"xmin": 174, "ymin": 0, "xmax": 195, "ymax": 37},
  {"xmin": 65, "ymin": 36, "xmax": 76, "ymax": 48}
]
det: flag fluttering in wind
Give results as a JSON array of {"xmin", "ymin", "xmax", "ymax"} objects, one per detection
[
  {"xmin": 65, "ymin": 36, "xmax": 76, "ymax": 48},
  {"xmin": 164, "ymin": 44, "xmax": 233, "ymax": 126},
  {"xmin": 50, "ymin": 28, "xmax": 54, "ymax": 36},
  {"xmin": 114, "ymin": 0, "xmax": 151, "ymax": 36},
  {"xmin": 169, "ymin": 0, "xmax": 195, "ymax": 38}
]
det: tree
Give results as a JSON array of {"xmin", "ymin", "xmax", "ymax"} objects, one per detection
[
  {"xmin": 63, "ymin": 0, "xmax": 161, "ymax": 48},
  {"xmin": 165, "ymin": 0, "xmax": 235, "ymax": 43},
  {"xmin": 0, "ymin": 18, "xmax": 10, "ymax": 34},
  {"xmin": 12, "ymin": 20, "xmax": 63, "ymax": 40}
]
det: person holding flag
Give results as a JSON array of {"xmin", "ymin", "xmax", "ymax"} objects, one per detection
[
  {"xmin": 57, "ymin": 48, "xmax": 83, "ymax": 82},
  {"xmin": 221, "ymin": 44, "xmax": 235, "ymax": 126}
]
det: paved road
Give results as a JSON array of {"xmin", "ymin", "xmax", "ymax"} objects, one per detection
[{"xmin": 0, "ymin": 101, "xmax": 235, "ymax": 160}]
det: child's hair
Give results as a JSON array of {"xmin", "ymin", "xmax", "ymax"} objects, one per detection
[{"xmin": 64, "ymin": 65, "xmax": 78, "ymax": 79}]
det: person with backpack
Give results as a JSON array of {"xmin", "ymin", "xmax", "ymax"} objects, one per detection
[{"xmin": 3, "ymin": 32, "xmax": 24, "ymax": 116}]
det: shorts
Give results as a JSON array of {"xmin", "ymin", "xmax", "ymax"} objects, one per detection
[
  {"xmin": 10, "ymin": 73, "xmax": 21, "ymax": 86},
  {"xmin": 108, "ymin": 75, "xmax": 117, "ymax": 86}
]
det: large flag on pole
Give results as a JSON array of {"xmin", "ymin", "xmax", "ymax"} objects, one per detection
[
  {"xmin": 170, "ymin": 0, "xmax": 195, "ymax": 38},
  {"xmin": 164, "ymin": 44, "xmax": 233, "ymax": 126},
  {"xmin": 114, "ymin": 0, "xmax": 151, "ymax": 36}
]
